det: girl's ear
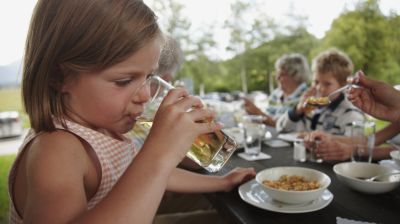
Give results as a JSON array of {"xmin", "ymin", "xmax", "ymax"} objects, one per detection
[
  {"xmin": 61, "ymin": 75, "xmax": 77, "ymax": 94},
  {"xmin": 50, "ymin": 65, "xmax": 71, "ymax": 93}
]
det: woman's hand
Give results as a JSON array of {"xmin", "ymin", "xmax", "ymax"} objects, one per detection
[
  {"xmin": 348, "ymin": 71, "xmax": 400, "ymax": 122},
  {"xmin": 243, "ymin": 97, "xmax": 275, "ymax": 126},
  {"xmin": 243, "ymin": 97, "xmax": 263, "ymax": 116},
  {"xmin": 221, "ymin": 167, "xmax": 256, "ymax": 192}
]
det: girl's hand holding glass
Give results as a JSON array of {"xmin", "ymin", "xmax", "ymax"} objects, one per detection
[
  {"xmin": 145, "ymin": 88, "xmax": 219, "ymax": 164},
  {"xmin": 138, "ymin": 75, "xmax": 238, "ymax": 172}
]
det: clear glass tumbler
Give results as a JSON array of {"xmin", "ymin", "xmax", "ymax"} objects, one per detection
[{"xmin": 134, "ymin": 75, "xmax": 238, "ymax": 172}]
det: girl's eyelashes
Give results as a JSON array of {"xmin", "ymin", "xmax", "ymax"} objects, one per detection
[
  {"xmin": 113, "ymin": 73, "xmax": 153, "ymax": 87},
  {"xmin": 114, "ymin": 78, "xmax": 133, "ymax": 87}
]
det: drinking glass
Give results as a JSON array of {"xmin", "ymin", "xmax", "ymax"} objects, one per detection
[
  {"xmin": 351, "ymin": 120, "xmax": 375, "ymax": 163},
  {"xmin": 242, "ymin": 115, "xmax": 266, "ymax": 157},
  {"xmin": 308, "ymin": 139, "xmax": 323, "ymax": 163},
  {"xmin": 134, "ymin": 75, "xmax": 238, "ymax": 173}
]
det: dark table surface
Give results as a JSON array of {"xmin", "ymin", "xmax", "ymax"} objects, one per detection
[{"xmin": 203, "ymin": 144, "xmax": 400, "ymax": 224}]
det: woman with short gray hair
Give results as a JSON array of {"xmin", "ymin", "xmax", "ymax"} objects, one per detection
[{"xmin": 244, "ymin": 53, "xmax": 311, "ymax": 127}]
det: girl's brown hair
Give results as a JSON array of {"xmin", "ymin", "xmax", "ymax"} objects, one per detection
[
  {"xmin": 23, "ymin": 0, "xmax": 161, "ymax": 132},
  {"xmin": 311, "ymin": 48, "xmax": 354, "ymax": 85}
]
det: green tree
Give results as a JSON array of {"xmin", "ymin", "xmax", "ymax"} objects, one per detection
[
  {"xmin": 226, "ymin": 27, "xmax": 318, "ymax": 93},
  {"xmin": 318, "ymin": 0, "xmax": 399, "ymax": 82},
  {"xmin": 149, "ymin": 0, "xmax": 191, "ymax": 46}
]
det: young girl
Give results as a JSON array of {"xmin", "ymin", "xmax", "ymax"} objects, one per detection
[{"xmin": 8, "ymin": 0, "xmax": 255, "ymax": 223}]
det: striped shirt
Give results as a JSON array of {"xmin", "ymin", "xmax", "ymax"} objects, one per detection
[
  {"xmin": 276, "ymin": 94, "xmax": 365, "ymax": 135},
  {"xmin": 266, "ymin": 82, "xmax": 308, "ymax": 120},
  {"xmin": 8, "ymin": 119, "xmax": 136, "ymax": 224}
]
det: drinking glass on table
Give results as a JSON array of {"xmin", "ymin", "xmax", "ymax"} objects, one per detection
[
  {"xmin": 350, "ymin": 120, "xmax": 375, "ymax": 163},
  {"xmin": 242, "ymin": 115, "xmax": 266, "ymax": 157},
  {"xmin": 134, "ymin": 75, "xmax": 237, "ymax": 173},
  {"xmin": 308, "ymin": 139, "xmax": 323, "ymax": 163}
]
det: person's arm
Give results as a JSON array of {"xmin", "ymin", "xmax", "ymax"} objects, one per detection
[
  {"xmin": 372, "ymin": 146, "xmax": 394, "ymax": 160},
  {"xmin": 375, "ymin": 122, "xmax": 400, "ymax": 146},
  {"xmin": 348, "ymin": 71, "xmax": 400, "ymax": 122},
  {"xmin": 304, "ymin": 131, "xmax": 354, "ymax": 161},
  {"xmin": 166, "ymin": 167, "xmax": 256, "ymax": 193},
  {"xmin": 243, "ymin": 97, "xmax": 275, "ymax": 126}
]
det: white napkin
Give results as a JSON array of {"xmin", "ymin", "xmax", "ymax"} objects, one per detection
[
  {"xmin": 336, "ymin": 217, "xmax": 377, "ymax": 224},
  {"xmin": 238, "ymin": 152, "xmax": 271, "ymax": 161}
]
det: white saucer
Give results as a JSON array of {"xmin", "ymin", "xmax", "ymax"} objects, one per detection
[
  {"xmin": 263, "ymin": 139, "xmax": 291, "ymax": 148},
  {"xmin": 277, "ymin": 133, "xmax": 303, "ymax": 142},
  {"xmin": 238, "ymin": 180, "xmax": 333, "ymax": 213}
]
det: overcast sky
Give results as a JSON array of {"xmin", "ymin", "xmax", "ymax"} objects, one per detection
[{"xmin": 0, "ymin": 0, "xmax": 399, "ymax": 65}]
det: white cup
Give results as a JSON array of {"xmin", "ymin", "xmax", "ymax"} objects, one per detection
[{"xmin": 293, "ymin": 140, "xmax": 306, "ymax": 162}]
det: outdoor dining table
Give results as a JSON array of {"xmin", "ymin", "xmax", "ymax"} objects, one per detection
[{"xmin": 202, "ymin": 143, "xmax": 400, "ymax": 224}]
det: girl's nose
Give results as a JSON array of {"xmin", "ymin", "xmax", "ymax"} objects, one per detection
[{"xmin": 132, "ymin": 81, "xmax": 152, "ymax": 104}]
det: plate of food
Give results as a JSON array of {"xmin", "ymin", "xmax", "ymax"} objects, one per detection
[{"xmin": 238, "ymin": 179, "xmax": 333, "ymax": 213}]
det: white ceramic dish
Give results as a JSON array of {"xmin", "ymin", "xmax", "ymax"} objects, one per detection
[
  {"xmin": 277, "ymin": 133, "xmax": 302, "ymax": 142},
  {"xmin": 390, "ymin": 150, "xmax": 400, "ymax": 166},
  {"xmin": 333, "ymin": 162, "xmax": 400, "ymax": 194},
  {"xmin": 263, "ymin": 139, "xmax": 291, "ymax": 148},
  {"xmin": 238, "ymin": 180, "xmax": 333, "ymax": 213},
  {"xmin": 255, "ymin": 167, "xmax": 331, "ymax": 204}
]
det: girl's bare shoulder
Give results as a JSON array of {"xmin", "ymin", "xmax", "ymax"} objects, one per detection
[{"xmin": 26, "ymin": 130, "xmax": 89, "ymax": 175}]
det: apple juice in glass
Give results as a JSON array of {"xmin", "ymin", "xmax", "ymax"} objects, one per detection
[{"xmin": 133, "ymin": 75, "xmax": 237, "ymax": 172}]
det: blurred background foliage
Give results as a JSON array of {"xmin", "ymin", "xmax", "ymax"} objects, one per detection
[{"xmin": 150, "ymin": 0, "xmax": 400, "ymax": 94}]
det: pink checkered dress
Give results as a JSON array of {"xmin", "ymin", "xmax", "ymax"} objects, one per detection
[{"xmin": 8, "ymin": 120, "xmax": 137, "ymax": 223}]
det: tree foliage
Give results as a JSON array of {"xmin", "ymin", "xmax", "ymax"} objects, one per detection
[
  {"xmin": 152, "ymin": 0, "xmax": 399, "ymax": 94},
  {"xmin": 316, "ymin": 0, "xmax": 400, "ymax": 82}
]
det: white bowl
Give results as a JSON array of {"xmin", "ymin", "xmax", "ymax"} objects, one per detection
[
  {"xmin": 333, "ymin": 162, "xmax": 400, "ymax": 194},
  {"xmin": 390, "ymin": 150, "xmax": 400, "ymax": 166},
  {"xmin": 255, "ymin": 167, "xmax": 331, "ymax": 204}
]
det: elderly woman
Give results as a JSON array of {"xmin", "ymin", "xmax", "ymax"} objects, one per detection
[{"xmin": 244, "ymin": 53, "xmax": 310, "ymax": 126}]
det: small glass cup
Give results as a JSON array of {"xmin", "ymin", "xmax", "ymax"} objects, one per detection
[
  {"xmin": 308, "ymin": 139, "xmax": 323, "ymax": 163},
  {"xmin": 134, "ymin": 75, "xmax": 238, "ymax": 173},
  {"xmin": 242, "ymin": 115, "xmax": 266, "ymax": 157},
  {"xmin": 351, "ymin": 120, "xmax": 375, "ymax": 163}
]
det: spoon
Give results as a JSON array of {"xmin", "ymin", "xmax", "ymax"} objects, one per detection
[
  {"xmin": 364, "ymin": 172, "xmax": 400, "ymax": 182},
  {"xmin": 306, "ymin": 84, "xmax": 359, "ymax": 107}
]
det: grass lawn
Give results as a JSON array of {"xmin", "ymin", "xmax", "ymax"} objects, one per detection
[
  {"xmin": 0, "ymin": 154, "xmax": 16, "ymax": 223},
  {"xmin": 0, "ymin": 87, "xmax": 29, "ymax": 128}
]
